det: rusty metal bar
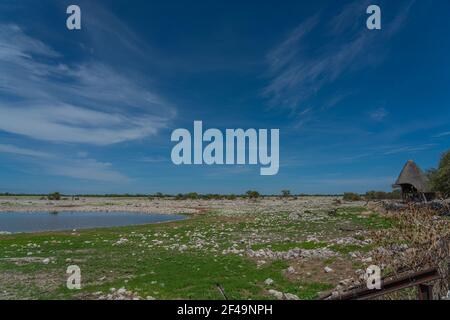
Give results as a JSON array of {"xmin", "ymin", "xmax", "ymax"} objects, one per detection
[
  {"xmin": 418, "ymin": 284, "xmax": 434, "ymax": 300},
  {"xmin": 326, "ymin": 266, "xmax": 442, "ymax": 300}
]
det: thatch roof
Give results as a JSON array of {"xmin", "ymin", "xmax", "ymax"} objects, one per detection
[{"xmin": 394, "ymin": 160, "xmax": 431, "ymax": 193}]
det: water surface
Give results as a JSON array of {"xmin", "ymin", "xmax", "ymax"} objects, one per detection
[{"xmin": 0, "ymin": 211, "xmax": 186, "ymax": 233}]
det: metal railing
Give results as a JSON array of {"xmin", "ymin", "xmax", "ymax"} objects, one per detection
[{"xmin": 322, "ymin": 264, "xmax": 449, "ymax": 300}]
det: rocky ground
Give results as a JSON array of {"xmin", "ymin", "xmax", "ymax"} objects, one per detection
[
  {"xmin": 0, "ymin": 196, "xmax": 365, "ymax": 215},
  {"xmin": 0, "ymin": 196, "xmax": 402, "ymax": 300}
]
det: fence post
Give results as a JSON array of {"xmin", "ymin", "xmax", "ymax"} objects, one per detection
[{"xmin": 418, "ymin": 284, "xmax": 434, "ymax": 300}]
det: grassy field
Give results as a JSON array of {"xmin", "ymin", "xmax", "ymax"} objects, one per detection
[{"xmin": 0, "ymin": 205, "xmax": 392, "ymax": 300}]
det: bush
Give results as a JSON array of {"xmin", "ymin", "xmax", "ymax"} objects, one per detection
[
  {"xmin": 429, "ymin": 150, "xmax": 450, "ymax": 198},
  {"xmin": 245, "ymin": 190, "xmax": 260, "ymax": 199},
  {"xmin": 175, "ymin": 193, "xmax": 184, "ymax": 200},
  {"xmin": 48, "ymin": 192, "xmax": 61, "ymax": 200},
  {"xmin": 365, "ymin": 190, "xmax": 401, "ymax": 200},
  {"xmin": 185, "ymin": 192, "xmax": 199, "ymax": 200},
  {"xmin": 281, "ymin": 190, "xmax": 291, "ymax": 197},
  {"xmin": 342, "ymin": 192, "xmax": 361, "ymax": 201},
  {"xmin": 372, "ymin": 206, "xmax": 450, "ymax": 298}
]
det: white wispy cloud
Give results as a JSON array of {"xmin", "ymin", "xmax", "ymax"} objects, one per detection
[
  {"xmin": 263, "ymin": 1, "xmax": 414, "ymax": 110},
  {"xmin": 0, "ymin": 144, "xmax": 53, "ymax": 158},
  {"xmin": 328, "ymin": 0, "xmax": 371, "ymax": 35},
  {"xmin": 0, "ymin": 143, "xmax": 128, "ymax": 182},
  {"xmin": 47, "ymin": 158, "xmax": 129, "ymax": 183},
  {"xmin": 433, "ymin": 131, "xmax": 450, "ymax": 138},
  {"xmin": 381, "ymin": 144, "xmax": 437, "ymax": 155},
  {"xmin": 138, "ymin": 156, "xmax": 169, "ymax": 163},
  {"xmin": 0, "ymin": 24, "xmax": 175, "ymax": 145}
]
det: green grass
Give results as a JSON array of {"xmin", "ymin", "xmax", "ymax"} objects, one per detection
[
  {"xmin": 335, "ymin": 208, "xmax": 393, "ymax": 229},
  {"xmin": 251, "ymin": 241, "xmax": 327, "ymax": 252},
  {"xmin": 0, "ymin": 215, "xmax": 333, "ymax": 300},
  {"xmin": 0, "ymin": 206, "xmax": 386, "ymax": 300}
]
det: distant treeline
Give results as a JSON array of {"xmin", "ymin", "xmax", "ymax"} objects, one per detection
[
  {"xmin": 1, "ymin": 190, "xmax": 397, "ymax": 200},
  {"xmin": 0, "ymin": 191, "xmax": 335, "ymax": 198}
]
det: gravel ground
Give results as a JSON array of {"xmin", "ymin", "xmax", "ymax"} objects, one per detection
[{"xmin": 0, "ymin": 196, "xmax": 365, "ymax": 215}]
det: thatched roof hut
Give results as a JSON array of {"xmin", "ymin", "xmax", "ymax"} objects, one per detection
[{"xmin": 394, "ymin": 160, "xmax": 434, "ymax": 202}]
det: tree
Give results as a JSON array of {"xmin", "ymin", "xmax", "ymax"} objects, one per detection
[
  {"xmin": 245, "ymin": 190, "xmax": 260, "ymax": 199},
  {"xmin": 175, "ymin": 193, "xmax": 184, "ymax": 200},
  {"xmin": 281, "ymin": 190, "xmax": 291, "ymax": 197},
  {"xmin": 185, "ymin": 192, "xmax": 199, "ymax": 200},
  {"xmin": 429, "ymin": 150, "xmax": 450, "ymax": 198},
  {"xmin": 48, "ymin": 192, "xmax": 61, "ymax": 200}
]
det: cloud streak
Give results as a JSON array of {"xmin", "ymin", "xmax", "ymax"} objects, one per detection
[
  {"xmin": 0, "ymin": 24, "xmax": 175, "ymax": 145},
  {"xmin": 0, "ymin": 143, "xmax": 128, "ymax": 182},
  {"xmin": 263, "ymin": 1, "xmax": 414, "ymax": 110},
  {"xmin": 0, "ymin": 144, "xmax": 53, "ymax": 158}
]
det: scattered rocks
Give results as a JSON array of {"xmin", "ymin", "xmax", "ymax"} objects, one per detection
[
  {"xmin": 95, "ymin": 288, "xmax": 144, "ymax": 300},
  {"xmin": 267, "ymin": 290, "xmax": 300, "ymax": 300},
  {"xmin": 246, "ymin": 248, "xmax": 336, "ymax": 260}
]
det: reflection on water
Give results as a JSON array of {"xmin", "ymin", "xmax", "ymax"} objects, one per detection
[{"xmin": 0, "ymin": 211, "xmax": 186, "ymax": 233}]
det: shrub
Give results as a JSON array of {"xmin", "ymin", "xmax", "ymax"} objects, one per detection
[
  {"xmin": 372, "ymin": 206, "xmax": 450, "ymax": 298},
  {"xmin": 342, "ymin": 192, "xmax": 361, "ymax": 201},
  {"xmin": 365, "ymin": 190, "xmax": 401, "ymax": 200},
  {"xmin": 185, "ymin": 192, "xmax": 199, "ymax": 200},
  {"xmin": 48, "ymin": 192, "xmax": 61, "ymax": 200},
  {"xmin": 281, "ymin": 190, "xmax": 291, "ymax": 197},
  {"xmin": 175, "ymin": 193, "xmax": 184, "ymax": 200},
  {"xmin": 245, "ymin": 190, "xmax": 260, "ymax": 199}
]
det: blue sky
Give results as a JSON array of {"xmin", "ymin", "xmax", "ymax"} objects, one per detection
[{"xmin": 0, "ymin": 0, "xmax": 449, "ymax": 195}]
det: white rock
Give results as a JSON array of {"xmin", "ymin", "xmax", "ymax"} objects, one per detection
[
  {"xmin": 287, "ymin": 266, "xmax": 296, "ymax": 274},
  {"xmin": 268, "ymin": 289, "xmax": 283, "ymax": 300},
  {"xmin": 43, "ymin": 258, "xmax": 50, "ymax": 264},
  {"xmin": 264, "ymin": 278, "xmax": 274, "ymax": 286},
  {"xmin": 283, "ymin": 293, "xmax": 300, "ymax": 300},
  {"xmin": 324, "ymin": 266, "xmax": 333, "ymax": 273}
]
